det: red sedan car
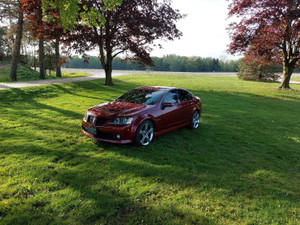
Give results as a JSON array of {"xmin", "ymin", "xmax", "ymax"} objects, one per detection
[{"xmin": 82, "ymin": 86, "xmax": 202, "ymax": 146}]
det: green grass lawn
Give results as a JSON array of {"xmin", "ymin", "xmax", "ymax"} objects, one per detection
[
  {"xmin": 291, "ymin": 74, "xmax": 300, "ymax": 82},
  {"xmin": 0, "ymin": 75, "xmax": 299, "ymax": 224},
  {"xmin": 0, "ymin": 64, "xmax": 90, "ymax": 83},
  {"xmin": 0, "ymin": 61, "xmax": 10, "ymax": 66}
]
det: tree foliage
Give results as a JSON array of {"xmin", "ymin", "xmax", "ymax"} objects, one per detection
[
  {"xmin": 22, "ymin": 0, "xmax": 45, "ymax": 39},
  {"xmin": 65, "ymin": 0, "xmax": 183, "ymax": 85},
  {"xmin": 21, "ymin": 0, "xmax": 47, "ymax": 78},
  {"xmin": 0, "ymin": 0, "xmax": 20, "ymax": 22},
  {"xmin": 227, "ymin": 0, "xmax": 300, "ymax": 89},
  {"xmin": 63, "ymin": 55, "xmax": 240, "ymax": 72},
  {"xmin": 0, "ymin": 0, "xmax": 24, "ymax": 81},
  {"xmin": 237, "ymin": 59, "xmax": 280, "ymax": 82},
  {"xmin": 22, "ymin": 0, "xmax": 67, "ymax": 78},
  {"xmin": 0, "ymin": 27, "xmax": 10, "ymax": 60},
  {"xmin": 41, "ymin": 0, "xmax": 122, "ymax": 30},
  {"xmin": 0, "ymin": 0, "xmax": 25, "ymax": 81}
]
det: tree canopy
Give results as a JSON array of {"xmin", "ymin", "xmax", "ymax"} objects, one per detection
[
  {"xmin": 0, "ymin": 0, "xmax": 24, "ymax": 81},
  {"xmin": 227, "ymin": 0, "xmax": 300, "ymax": 89},
  {"xmin": 22, "ymin": 0, "xmax": 65, "ymax": 77},
  {"xmin": 65, "ymin": 0, "xmax": 183, "ymax": 85},
  {"xmin": 63, "ymin": 55, "xmax": 240, "ymax": 73},
  {"xmin": 0, "ymin": 27, "xmax": 10, "ymax": 60},
  {"xmin": 41, "ymin": 0, "xmax": 122, "ymax": 30},
  {"xmin": 0, "ymin": 0, "xmax": 20, "ymax": 22}
]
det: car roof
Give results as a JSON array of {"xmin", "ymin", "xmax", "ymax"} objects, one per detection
[{"xmin": 135, "ymin": 86, "xmax": 177, "ymax": 91}]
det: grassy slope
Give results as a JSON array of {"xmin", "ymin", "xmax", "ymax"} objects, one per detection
[
  {"xmin": 0, "ymin": 75, "xmax": 299, "ymax": 224},
  {"xmin": 0, "ymin": 64, "xmax": 89, "ymax": 82}
]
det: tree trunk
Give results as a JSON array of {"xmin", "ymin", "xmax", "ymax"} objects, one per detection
[
  {"xmin": 98, "ymin": 46, "xmax": 114, "ymax": 86},
  {"xmin": 105, "ymin": 55, "xmax": 114, "ymax": 86},
  {"xmin": 279, "ymin": 63, "xmax": 295, "ymax": 89},
  {"xmin": 104, "ymin": 62, "xmax": 113, "ymax": 86},
  {"xmin": 55, "ymin": 38, "xmax": 61, "ymax": 77},
  {"xmin": 49, "ymin": 55, "xmax": 52, "ymax": 76},
  {"xmin": 39, "ymin": 37, "xmax": 45, "ymax": 79},
  {"xmin": 34, "ymin": 56, "xmax": 36, "ymax": 70},
  {"xmin": 33, "ymin": 44, "xmax": 36, "ymax": 70},
  {"xmin": 98, "ymin": 35, "xmax": 114, "ymax": 86},
  {"xmin": 105, "ymin": 67, "xmax": 113, "ymax": 86},
  {"xmin": 10, "ymin": 4, "xmax": 24, "ymax": 81}
]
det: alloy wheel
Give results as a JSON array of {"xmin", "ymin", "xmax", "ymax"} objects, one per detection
[
  {"xmin": 192, "ymin": 111, "xmax": 200, "ymax": 129},
  {"xmin": 137, "ymin": 121, "xmax": 154, "ymax": 146}
]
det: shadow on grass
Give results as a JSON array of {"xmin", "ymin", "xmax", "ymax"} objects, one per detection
[
  {"xmin": 102, "ymin": 87, "xmax": 300, "ymax": 202},
  {"xmin": 0, "ymin": 78, "xmax": 299, "ymax": 224}
]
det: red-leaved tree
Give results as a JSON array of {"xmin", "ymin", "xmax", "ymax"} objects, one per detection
[
  {"xmin": 22, "ymin": 0, "xmax": 46, "ymax": 79},
  {"xmin": 42, "ymin": 7, "xmax": 64, "ymax": 78},
  {"xmin": 22, "ymin": 0, "xmax": 64, "ymax": 78},
  {"xmin": 227, "ymin": 0, "xmax": 300, "ymax": 89},
  {"xmin": 64, "ymin": 0, "xmax": 183, "ymax": 86}
]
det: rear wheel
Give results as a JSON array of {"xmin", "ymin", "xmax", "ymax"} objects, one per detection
[
  {"xmin": 135, "ymin": 120, "xmax": 154, "ymax": 146},
  {"xmin": 190, "ymin": 111, "xmax": 200, "ymax": 129}
]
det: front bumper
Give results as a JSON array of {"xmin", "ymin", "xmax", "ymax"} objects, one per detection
[{"xmin": 82, "ymin": 120, "xmax": 134, "ymax": 144}]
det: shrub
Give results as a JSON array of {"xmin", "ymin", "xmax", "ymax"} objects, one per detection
[{"xmin": 237, "ymin": 60, "xmax": 280, "ymax": 81}]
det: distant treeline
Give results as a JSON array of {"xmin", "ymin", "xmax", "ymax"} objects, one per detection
[{"xmin": 64, "ymin": 55, "xmax": 240, "ymax": 72}]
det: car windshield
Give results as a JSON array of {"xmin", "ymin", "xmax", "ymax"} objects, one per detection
[{"xmin": 116, "ymin": 89, "xmax": 165, "ymax": 105}]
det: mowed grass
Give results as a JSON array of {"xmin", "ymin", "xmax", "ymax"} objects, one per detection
[
  {"xmin": 291, "ymin": 74, "xmax": 300, "ymax": 82},
  {"xmin": 0, "ymin": 64, "xmax": 90, "ymax": 83},
  {"xmin": 0, "ymin": 74, "xmax": 299, "ymax": 224}
]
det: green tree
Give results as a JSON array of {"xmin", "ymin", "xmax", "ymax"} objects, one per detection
[
  {"xmin": 44, "ymin": 41, "xmax": 56, "ymax": 76},
  {"xmin": 0, "ymin": 0, "xmax": 24, "ymax": 81},
  {"xmin": 0, "ymin": 26, "xmax": 10, "ymax": 60},
  {"xmin": 41, "ymin": 0, "xmax": 122, "ymax": 30},
  {"xmin": 65, "ymin": 0, "xmax": 183, "ymax": 86}
]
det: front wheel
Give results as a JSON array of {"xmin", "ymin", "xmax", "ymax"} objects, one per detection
[
  {"xmin": 190, "ymin": 111, "xmax": 200, "ymax": 129},
  {"xmin": 135, "ymin": 120, "xmax": 154, "ymax": 146}
]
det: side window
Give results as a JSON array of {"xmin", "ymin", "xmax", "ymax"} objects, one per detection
[
  {"xmin": 178, "ymin": 90, "xmax": 193, "ymax": 102},
  {"xmin": 163, "ymin": 91, "xmax": 179, "ymax": 104}
]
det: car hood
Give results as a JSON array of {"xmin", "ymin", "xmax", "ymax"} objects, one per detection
[{"xmin": 88, "ymin": 101, "xmax": 149, "ymax": 117}]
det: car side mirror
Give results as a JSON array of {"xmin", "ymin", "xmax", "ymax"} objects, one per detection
[{"xmin": 162, "ymin": 102, "xmax": 173, "ymax": 109}]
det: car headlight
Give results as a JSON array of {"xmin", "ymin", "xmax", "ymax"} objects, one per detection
[
  {"xmin": 84, "ymin": 111, "xmax": 89, "ymax": 121},
  {"xmin": 110, "ymin": 117, "xmax": 133, "ymax": 125}
]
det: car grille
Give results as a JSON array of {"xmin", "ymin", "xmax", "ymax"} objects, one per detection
[
  {"xmin": 95, "ymin": 117, "xmax": 108, "ymax": 126},
  {"xmin": 96, "ymin": 132, "xmax": 119, "ymax": 140},
  {"xmin": 87, "ymin": 115, "xmax": 94, "ymax": 124},
  {"xmin": 82, "ymin": 126, "xmax": 119, "ymax": 141}
]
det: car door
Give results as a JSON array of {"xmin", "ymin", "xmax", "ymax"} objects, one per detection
[
  {"xmin": 158, "ymin": 90, "xmax": 182, "ymax": 130},
  {"xmin": 177, "ymin": 89, "xmax": 195, "ymax": 123}
]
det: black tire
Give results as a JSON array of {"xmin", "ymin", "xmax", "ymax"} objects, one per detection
[
  {"xmin": 135, "ymin": 120, "xmax": 154, "ymax": 146},
  {"xmin": 189, "ymin": 111, "xmax": 200, "ymax": 129}
]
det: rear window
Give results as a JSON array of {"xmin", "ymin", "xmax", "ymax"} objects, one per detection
[{"xmin": 178, "ymin": 90, "xmax": 194, "ymax": 102}]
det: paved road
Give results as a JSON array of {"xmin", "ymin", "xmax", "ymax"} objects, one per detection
[
  {"xmin": 0, "ymin": 69, "xmax": 238, "ymax": 90},
  {"xmin": 0, "ymin": 69, "xmax": 299, "ymax": 90},
  {"xmin": 0, "ymin": 69, "xmax": 129, "ymax": 90},
  {"xmin": 61, "ymin": 69, "xmax": 240, "ymax": 77}
]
